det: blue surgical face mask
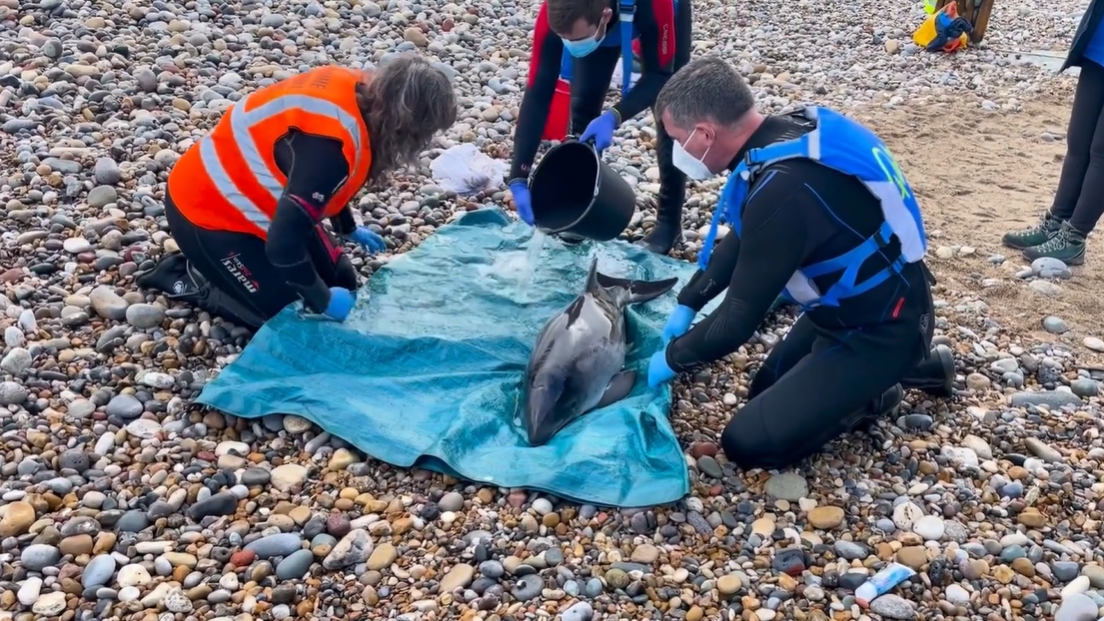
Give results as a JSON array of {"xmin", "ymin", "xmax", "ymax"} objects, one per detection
[
  {"xmin": 561, "ymin": 19, "xmax": 606, "ymax": 58},
  {"xmin": 563, "ymin": 36, "xmax": 601, "ymax": 57}
]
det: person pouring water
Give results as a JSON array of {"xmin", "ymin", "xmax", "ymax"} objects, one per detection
[
  {"xmin": 507, "ymin": 0, "xmax": 693, "ymax": 255},
  {"xmin": 644, "ymin": 57, "xmax": 956, "ymax": 470}
]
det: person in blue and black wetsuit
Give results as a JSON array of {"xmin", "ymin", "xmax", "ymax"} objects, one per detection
[
  {"xmin": 508, "ymin": 0, "xmax": 693, "ymax": 255},
  {"xmin": 644, "ymin": 57, "xmax": 956, "ymax": 470}
]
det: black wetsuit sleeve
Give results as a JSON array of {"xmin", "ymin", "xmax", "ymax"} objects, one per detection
[
  {"xmin": 677, "ymin": 231, "xmax": 741, "ymax": 311},
  {"xmin": 329, "ymin": 206, "xmax": 358, "ymax": 237},
  {"xmin": 612, "ymin": 0, "xmax": 685, "ymax": 122},
  {"xmin": 510, "ymin": 5, "xmax": 564, "ymax": 181},
  {"xmin": 265, "ymin": 132, "xmax": 351, "ymax": 313},
  {"xmin": 667, "ymin": 170, "xmax": 812, "ymax": 371}
]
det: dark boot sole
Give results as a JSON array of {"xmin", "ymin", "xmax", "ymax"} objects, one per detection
[{"xmin": 1021, "ymin": 248, "xmax": 1086, "ymax": 266}]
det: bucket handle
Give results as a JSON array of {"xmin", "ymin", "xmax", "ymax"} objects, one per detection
[{"xmin": 565, "ymin": 134, "xmax": 600, "ymax": 153}]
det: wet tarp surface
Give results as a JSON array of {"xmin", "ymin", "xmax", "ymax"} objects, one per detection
[{"xmin": 198, "ymin": 208, "xmax": 705, "ymax": 507}]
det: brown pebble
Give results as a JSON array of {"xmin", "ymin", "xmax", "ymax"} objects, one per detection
[
  {"xmin": 58, "ymin": 534, "xmax": 94, "ymax": 557},
  {"xmin": 689, "ymin": 442, "xmax": 719, "ymax": 459}
]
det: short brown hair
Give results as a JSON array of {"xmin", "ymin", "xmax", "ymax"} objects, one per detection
[
  {"xmin": 547, "ymin": 0, "xmax": 606, "ymax": 35},
  {"xmin": 656, "ymin": 56, "xmax": 755, "ymax": 130},
  {"xmin": 356, "ymin": 54, "xmax": 458, "ymax": 185}
]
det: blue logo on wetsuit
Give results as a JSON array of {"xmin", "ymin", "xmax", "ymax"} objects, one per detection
[{"xmin": 699, "ymin": 107, "xmax": 928, "ymax": 309}]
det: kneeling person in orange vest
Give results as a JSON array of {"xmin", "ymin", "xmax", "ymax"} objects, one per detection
[{"xmin": 137, "ymin": 56, "xmax": 457, "ymax": 327}]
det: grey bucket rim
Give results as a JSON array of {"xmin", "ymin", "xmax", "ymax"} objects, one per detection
[{"xmin": 533, "ymin": 139, "xmax": 602, "ymax": 236}]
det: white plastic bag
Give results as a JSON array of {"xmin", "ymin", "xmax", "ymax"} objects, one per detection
[{"xmin": 429, "ymin": 144, "xmax": 510, "ymax": 195}]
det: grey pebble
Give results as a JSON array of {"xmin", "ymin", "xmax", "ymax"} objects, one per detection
[
  {"xmin": 21, "ymin": 544, "xmax": 61, "ymax": 572},
  {"xmin": 82, "ymin": 554, "xmax": 117, "ymax": 587},
  {"xmin": 246, "ymin": 533, "xmax": 304, "ymax": 559},
  {"xmin": 511, "ymin": 574, "xmax": 543, "ymax": 601},
  {"xmin": 276, "ymin": 549, "xmax": 315, "ymax": 580}
]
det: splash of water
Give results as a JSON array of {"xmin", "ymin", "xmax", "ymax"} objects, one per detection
[{"xmin": 516, "ymin": 229, "xmax": 547, "ymax": 301}]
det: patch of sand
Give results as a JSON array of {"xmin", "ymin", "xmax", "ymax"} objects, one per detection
[{"xmin": 850, "ymin": 83, "xmax": 1104, "ymax": 363}]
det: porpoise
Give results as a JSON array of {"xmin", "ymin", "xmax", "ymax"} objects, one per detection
[{"xmin": 522, "ymin": 256, "xmax": 679, "ymax": 446}]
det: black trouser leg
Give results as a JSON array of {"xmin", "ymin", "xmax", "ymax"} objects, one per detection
[
  {"xmin": 722, "ymin": 314, "xmax": 926, "ymax": 470},
  {"xmin": 1067, "ymin": 60, "xmax": 1104, "ymax": 234},
  {"xmin": 569, "ymin": 46, "xmax": 622, "ymax": 135},
  {"xmin": 1051, "ymin": 60, "xmax": 1104, "ymax": 228},
  {"xmin": 640, "ymin": 0, "xmax": 693, "ymax": 256}
]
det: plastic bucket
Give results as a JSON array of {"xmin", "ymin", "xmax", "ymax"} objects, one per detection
[
  {"xmin": 529, "ymin": 140, "xmax": 635, "ymax": 241},
  {"xmin": 542, "ymin": 78, "xmax": 571, "ymax": 142}
]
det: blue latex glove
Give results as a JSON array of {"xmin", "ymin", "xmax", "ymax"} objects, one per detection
[
  {"xmin": 509, "ymin": 179, "xmax": 534, "ymax": 225},
  {"xmin": 323, "ymin": 287, "xmax": 355, "ymax": 321},
  {"xmin": 580, "ymin": 111, "xmax": 618, "ymax": 152},
  {"xmin": 349, "ymin": 226, "xmax": 386, "ymax": 254},
  {"xmin": 662, "ymin": 305, "xmax": 696, "ymax": 343},
  {"xmin": 647, "ymin": 348, "xmax": 677, "ymax": 388}
]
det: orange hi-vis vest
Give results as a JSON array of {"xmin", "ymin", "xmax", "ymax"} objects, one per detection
[{"xmin": 168, "ymin": 66, "xmax": 372, "ymax": 239}]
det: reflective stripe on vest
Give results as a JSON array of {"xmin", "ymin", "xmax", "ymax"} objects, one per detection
[
  {"xmin": 199, "ymin": 93, "xmax": 366, "ymax": 233},
  {"xmin": 699, "ymin": 106, "xmax": 928, "ymax": 309}
]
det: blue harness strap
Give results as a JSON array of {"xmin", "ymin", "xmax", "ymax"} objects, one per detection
[
  {"xmin": 617, "ymin": 0, "xmax": 635, "ymax": 96},
  {"xmin": 697, "ymin": 109, "xmax": 923, "ymax": 309}
]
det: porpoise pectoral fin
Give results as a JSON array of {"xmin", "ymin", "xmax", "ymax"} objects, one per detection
[
  {"xmin": 594, "ymin": 370, "xmax": 637, "ymax": 409},
  {"xmin": 596, "ymin": 273, "xmax": 680, "ymax": 305}
]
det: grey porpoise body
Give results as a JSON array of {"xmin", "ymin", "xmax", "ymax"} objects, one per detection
[{"xmin": 522, "ymin": 256, "xmax": 678, "ymax": 446}]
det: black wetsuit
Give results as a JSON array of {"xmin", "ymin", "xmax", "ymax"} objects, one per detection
[
  {"xmin": 666, "ymin": 113, "xmax": 948, "ymax": 470},
  {"xmin": 511, "ymin": 0, "xmax": 692, "ymax": 249},
  {"xmin": 156, "ymin": 130, "xmax": 359, "ymax": 328}
]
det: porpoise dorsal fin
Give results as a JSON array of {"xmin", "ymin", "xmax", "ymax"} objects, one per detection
[
  {"xmin": 595, "ymin": 271, "xmax": 680, "ymax": 307},
  {"xmin": 583, "ymin": 254, "xmax": 602, "ymax": 297}
]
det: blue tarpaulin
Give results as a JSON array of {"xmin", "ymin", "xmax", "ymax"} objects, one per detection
[{"xmin": 198, "ymin": 208, "xmax": 704, "ymax": 507}]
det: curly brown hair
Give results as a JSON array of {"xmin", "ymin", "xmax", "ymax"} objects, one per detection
[{"xmin": 355, "ymin": 54, "xmax": 458, "ymax": 186}]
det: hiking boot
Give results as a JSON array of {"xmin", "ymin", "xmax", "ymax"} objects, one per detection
[
  {"xmin": 1002, "ymin": 212, "xmax": 1063, "ymax": 250},
  {"xmin": 1023, "ymin": 220, "xmax": 1086, "ymax": 266}
]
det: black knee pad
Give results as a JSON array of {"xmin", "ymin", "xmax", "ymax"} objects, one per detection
[
  {"xmin": 333, "ymin": 253, "xmax": 358, "ymax": 290},
  {"xmin": 721, "ymin": 410, "xmax": 786, "ymax": 471}
]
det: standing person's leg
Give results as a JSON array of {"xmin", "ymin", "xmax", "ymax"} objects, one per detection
[
  {"xmin": 569, "ymin": 46, "xmax": 623, "ymax": 134},
  {"xmin": 641, "ymin": 0, "xmax": 693, "ymax": 255},
  {"xmin": 1024, "ymin": 62, "xmax": 1104, "ymax": 265},
  {"xmin": 1004, "ymin": 60, "xmax": 1104, "ymax": 251},
  {"xmin": 721, "ymin": 319, "xmax": 926, "ymax": 470},
  {"xmin": 305, "ymin": 224, "xmax": 359, "ymax": 290},
  {"xmin": 160, "ymin": 195, "xmax": 300, "ymax": 328}
]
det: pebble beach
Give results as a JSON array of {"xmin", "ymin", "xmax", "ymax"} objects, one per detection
[{"xmin": 2, "ymin": 0, "xmax": 1103, "ymax": 620}]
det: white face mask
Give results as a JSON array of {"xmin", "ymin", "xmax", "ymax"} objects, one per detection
[{"xmin": 672, "ymin": 129, "xmax": 713, "ymax": 180}]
